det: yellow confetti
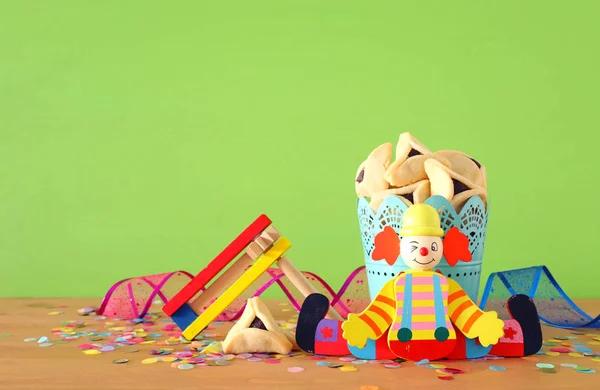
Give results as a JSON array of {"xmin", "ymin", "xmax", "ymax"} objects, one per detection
[
  {"xmin": 278, "ymin": 302, "xmax": 289, "ymax": 306},
  {"xmin": 83, "ymin": 349, "xmax": 101, "ymax": 355},
  {"xmin": 142, "ymin": 358, "xmax": 158, "ymax": 364},
  {"xmin": 340, "ymin": 365, "xmax": 358, "ymax": 372},
  {"xmin": 435, "ymin": 369, "xmax": 447, "ymax": 374},
  {"xmin": 273, "ymin": 354, "xmax": 286, "ymax": 359},
  {"xmin": 161, "ymin": 357, "xmax": 177, "ymax": 363},
  {"xmin": 547, "ymin": 339, "xmax": 561, "ymax": 343},
  {"xmin": 585, "ymin": 334, "xmax": 596, "ymax": 337},
  {"xmin": 545, "ymin": 351, "xmax": 560, "ymax": 356},
  {"xmin": 293, "ymin": 353, "xmax": 306, "ymax": 358},
  {"xmin": 587, "ymin": 341, "xmax": 600, "ymax": 346},
  {"xmin": 136, "ymin": 332, "xmax": 148, "ymax": 338},
  {"xmin": 47, "ymin": 311, "xmax": 62, "ymax": 315},
  {"xmin": 282, "ymin": 308, "xmax": 292, "ymax": 312},
  {"xmin": 568, "ymin": 352, "xmax": 584, "ymax": 358},
  {"xmin": 593, "ymin": 337, "xmax": 600, "ymax": 341},
  {"xmin": 592, "ymin": 357, "xmax": 600, "ymax": 363},
  {"xmin": 105, "ymin": 322, "xmax": 115, "ymax": 326},
  {"xmin": 141, "ymin": 340, "xmax": 156, "ymax": 344},
  {"xmin": 430, "ymin": 364, "xmax": 446, "ymax": 369}
]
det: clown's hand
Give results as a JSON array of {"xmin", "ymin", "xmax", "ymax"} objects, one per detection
[
  {"xmin": 341, "ymin": 313, "xmax": 376, "ymax": 348},
  {"xmin": 469, "ymin": 311, "xmax": 505, "ymax": 347}
]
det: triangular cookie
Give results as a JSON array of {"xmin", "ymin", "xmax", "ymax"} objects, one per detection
[
  {"xmin": 222, "ymin": 297, "xmax": 297, "ymax": 354},
  {"xmin": 385, "ymin": 133, "xmax": 451, "ymax": 187},
  {"xmin": 433, "ymin": 150, "xmax": 484, "ymax": 188},
  {"xmin": 424, "ymin": 158, "xmax": 484, "ymax": 201},
  {"xmin": 369, "ymin": 180, "xmax": 430, "ymax": 212},
  {"xmin": 355, "ymin": 143, "xmax": 392, "ymax": 198},
  {"xmin": 394, "ymin": 132, "xmax": 433, "ymax": 163},
  {"xmin": 384, "ymin": 155, "xmax": 430, "ymax": 186}
]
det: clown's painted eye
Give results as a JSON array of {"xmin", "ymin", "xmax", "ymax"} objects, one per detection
[
  {"xmin": 410, "ymin": 246, "xmax": 418, "ymax": 252},
  {"xmin": 431, "ymin": 242, "xmax": 438, "ymax": 251}
]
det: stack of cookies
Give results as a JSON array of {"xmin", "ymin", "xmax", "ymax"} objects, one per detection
[{"xmin": 355, "ymin": 132, "xmax": 488, "ymax": 213}]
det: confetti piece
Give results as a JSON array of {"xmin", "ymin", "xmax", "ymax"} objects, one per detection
[
  {"xmin": 569, "ymin": 353, "xmax": 584, "ymax": 358},
  {"xmin": 415, "ymin": 359, "xmax": 430, "ymax": 366},
  {"xmin": 429, "ymin": 363, "xmax": 446, "ymax": 369},
  {"xmin": 384, "ymin": 364, "xmax": 400, "ymax": 369},
  {"xmin": 537, "ymin": 363, "xmax": 555, "ymax": 369},
  {"xmin": 47, "ymin": 311, "xmax": 62, "ymax": 315},
  {"xmin": 37, "ymin": 337, "xmax": 49, "ymax": 344},
  {"xmin": 438, "ymin": 375, "xmax": 454, "ymax": 381},
  {"xmin": 489, "ymin": 366, "xmax": 506, "ymax": 371},
  {"xmin": 83, "ymin": 350, "xmax": 101, "ymax": 355},
  {"xmin": 540, "ymin": 368, "xmax": 557, "ymax": 374},
  {"xmin": 549, "ymin": 348, "xmax": 571, "ymax": 353},
  {"xmin": 340, "ymin": 365, "xmax": 358, "ymax": 372},
  {"xmin": 571, "ymin": 331, "xmax": 585, "ymax": 335},
  {"xmin": 39, "ymin": 343, "xmax": 54, "ymax": 347},
  {"xmin": 141, "ymin": 358, "xmax": 158, "ymax": 364},
  {"xmin": 288, "ymin": 366, "xmax": 305, "ymax": 373},
  {"xmin": 440, "ymin": 368, "xmax": 465, "ymax": 375},
  {"xmin": 560, "ymin": 363, "xmax": 577, "ymax": 368},
  {"xmin": 316, "ymin": 361, "xmax": 330, "ymax": 367},
  {"xmin": 521, "ymin": 356, "xmax": 539, "ymax": 362},
  {"xmin": 113, "ymin": 359, "xmax": 129, "ymax": 364},
  {"xmin": 265, "ymin": 359, "xmax": 280, "ymax": 364},
  {"xmin": 340, "ymin": 356, "xmax": 356, "ymax": 362},
  {"xmin": 161, "ymin": 357, "xmax": 177, "ymax": 363},
  {"xmin": 178, "ymin": 363, "xmax": 195, "ymax": 370},
  {"xmin": 236, "ymin": 353, "xmax": 253, "ymax": 359},
  {"xmin": 216, "ymin": 360, "xmax": 231, "ymax": 366},
  {"xmin": 545, "ymin": 351, "xmax": 560, "ymax": 356},
  {"xmin": 328, "ymin": 363, "xmax": 343, "ymax": 368},
  {"xmin": 24, "ymin": 338, "xmax": 38, "ymax": 342},
  {"xmin": 576, "ymin": 366, "xmax": 592, "ymax": 372},
  {"xmin": 247, "ymin": 357, "xmax": 262, "ymax": 362},
  {"xmin": 353, "ymin": 360, "xmax": 368, "ymax": 365},
  {"xmin": 0, "ymin": 334, "xmax": 12, "ymax": 338}
]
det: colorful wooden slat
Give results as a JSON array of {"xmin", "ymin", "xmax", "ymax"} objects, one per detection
[{"xmin": 162, "ymin": 214, "xmax": 271, "ymax": 316}]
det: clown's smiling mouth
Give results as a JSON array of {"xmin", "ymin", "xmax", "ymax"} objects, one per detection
[{"xmin": 413, "ymin": 258, "xmax": 435, "ymax": 265}]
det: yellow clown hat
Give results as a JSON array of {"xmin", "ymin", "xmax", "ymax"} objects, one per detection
[{"xmin": 399, "ymin": 204, "xmax": 444, "ymax": 237}]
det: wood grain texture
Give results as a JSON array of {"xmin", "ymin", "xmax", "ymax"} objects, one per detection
[{"xmin": 0, "ymin": 298, "xmax": 599, "ymax": 390}]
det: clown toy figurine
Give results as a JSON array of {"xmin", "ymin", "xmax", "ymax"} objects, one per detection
[{"xmin": 296, "ymin": 203, "xmax": 543, "ymax": 361}]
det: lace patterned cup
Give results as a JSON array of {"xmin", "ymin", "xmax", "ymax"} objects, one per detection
[{"xmin": 357, "ymin": 195, "xmax": 488, "ymax": 302}]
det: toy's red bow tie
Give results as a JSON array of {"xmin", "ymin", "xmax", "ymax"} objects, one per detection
[{"xmin": 371, "ymin": 226, "xmax": 472, "ymax": 267}]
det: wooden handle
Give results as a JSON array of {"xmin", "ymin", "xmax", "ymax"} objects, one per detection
[
  {"xmin": 277, "ymin": 256, "xmax": 344, "ymax": 321},
  {"xmin": 190, "ymin": 252, "xmax": 255, "ymax": 312}
]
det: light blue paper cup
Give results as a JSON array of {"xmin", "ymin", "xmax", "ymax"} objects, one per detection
[{"xmin": 357, "ymin": 195, "xmax": 488, "ymax": 303}]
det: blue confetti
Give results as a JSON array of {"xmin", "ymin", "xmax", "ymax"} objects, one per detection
[
  {"xmin": 316, "ymin": 361, "xmax": 330, "ymax": 366},
  {"xmin": 415, "ymin": 359, "xmax": 430, "ymax": 366},
  {"xmin": 489, "ymin": 366, "xmax": 506, "ymax": 371}
]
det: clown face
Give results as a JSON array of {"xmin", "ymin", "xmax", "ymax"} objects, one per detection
[{"xmin": 400, "ymin": 236, "xmax": 444, "ymax": 270}]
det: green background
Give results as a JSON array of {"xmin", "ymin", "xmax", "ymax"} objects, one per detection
[{"xmin": 1, "ymin": 1, "xmax": 599, "ymax": 299}]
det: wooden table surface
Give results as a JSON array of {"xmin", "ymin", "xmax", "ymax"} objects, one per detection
[{"xmin": 0, "ymin": 298, "xmax": 599, "ymax": 390}]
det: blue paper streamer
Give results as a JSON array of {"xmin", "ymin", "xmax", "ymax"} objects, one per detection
[{"xmin": 480, "ymin": 266, "xmax": 599, "ymax": 329}]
